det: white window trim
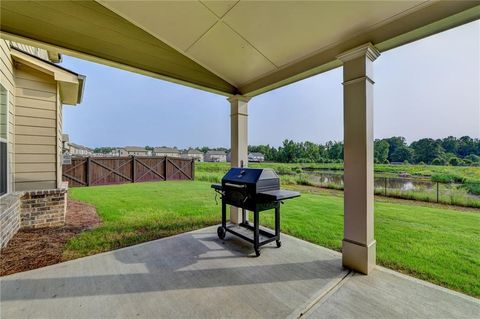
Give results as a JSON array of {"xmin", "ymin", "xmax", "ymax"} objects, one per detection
[{"xmin": 0, "ymin": 82, "xmax": 10, "ymax": 196}]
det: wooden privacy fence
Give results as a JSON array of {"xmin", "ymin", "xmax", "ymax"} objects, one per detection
[{"xmin": 63, "ymin": 156, "xmax": 195, "ymax": 187}]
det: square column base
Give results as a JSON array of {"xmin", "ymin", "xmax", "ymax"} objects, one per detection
[
  {"xmin": 230, "ymin": 207, "xmax": 242, "ymax": 224},
  {"xmin": 342, "ymin": 239, "xmax": 376, "ymax": 274}
]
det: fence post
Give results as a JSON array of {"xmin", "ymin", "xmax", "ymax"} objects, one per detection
[
  {"xmin": 132, "ymin": 155, "xmax": 136, "ymax": 183},
  {"xmin": 164, "ymin": 156, "xmax": 168, "ymax": 181},
  {"xmin": 384, "ymin": 177, "xmax": 387, "ymax": 196},
  {"xmin": 436, "ymin": 182, "xmax": 439, "ymax": 203},
  {"xmin": 191, "ymin": 159, "xmax": 195, "ymax": 180},
  {"xmin": 86, "ymin": 156, "xmax": 91, "ymax": 186}
]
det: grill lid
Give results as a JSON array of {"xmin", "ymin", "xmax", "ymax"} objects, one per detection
[{"xmin": 222, "ymin": 168, "xmax": 278, "ymax": 185}]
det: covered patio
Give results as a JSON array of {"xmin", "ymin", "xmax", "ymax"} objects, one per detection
[
  {"xmin": 1, "ymin": 227, "xmax": 479, "ymax": 318},
  {"xmin": 1, "ymin": 1, "xmax": 479, "ymax": 317}
]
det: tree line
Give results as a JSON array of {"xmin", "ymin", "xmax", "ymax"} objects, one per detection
[
  {"xmin": 248, "ymin": 136, "xmax": 480, "ymax": 166},
  {"xmin": 93, "ymin": 136, "xmax": 480, "ymax": 166}
]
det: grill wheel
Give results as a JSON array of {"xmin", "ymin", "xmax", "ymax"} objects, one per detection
[{"xmin": 217, "ymin": 226, "xmax": 226, "ymax": 240}]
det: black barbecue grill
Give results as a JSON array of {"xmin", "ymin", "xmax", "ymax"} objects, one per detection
[{"xmin": 212, "ymin": 168, "xmax": 300, "ymax": 256}]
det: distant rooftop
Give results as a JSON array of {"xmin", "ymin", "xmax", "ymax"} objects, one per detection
[
  {"xmin": 154, "ymin": 147, "xmax": 179, "ymax": 153},
  {"xmin": 69, "ymin": 143, "xmax": 92, "ymax": 151},
  {"xmin": 124, "ymin": 146, "xmax": 148, "ymax": 152},
  {"xmin": 206, "ymin": 150, "xmax": 226, "ymax": 155},
  {"xmin": 183, "ymin": 149, "xmax": 203, "ymax": 154}
]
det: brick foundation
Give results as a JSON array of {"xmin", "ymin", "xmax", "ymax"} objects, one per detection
[
  {"xmin": 20, "ymin": 186, "xmax": 67, "ymax": 229},
  {"xmin": 0, "ymin": 193, "xmax": 21, "ymax": 248}
]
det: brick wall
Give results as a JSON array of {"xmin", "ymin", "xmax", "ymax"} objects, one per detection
[
  {"xmin": 0, "ymin": 193, "xmax": 21, "ymax": 248},
  {"xmin": 20, "ymin": 188, "xmax": 67, "ymax": 229}
]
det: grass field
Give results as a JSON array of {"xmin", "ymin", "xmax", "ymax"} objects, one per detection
[
  {"xmin": 195, "ymin": 162, "xmax": 480, "ymax": 207},
  {"xmin": 68, "ymin": 180, "xmax": 480, "ymax": 297}
]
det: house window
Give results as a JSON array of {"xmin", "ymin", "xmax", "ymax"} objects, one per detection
[{"xmin": 0, "ymin": 84, "xmax": 8, "ymax": 196}]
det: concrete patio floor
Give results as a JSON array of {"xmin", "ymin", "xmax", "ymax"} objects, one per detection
[{"xmin": 1, "ymin": 226, "xmax": 478, "ymax": 319}]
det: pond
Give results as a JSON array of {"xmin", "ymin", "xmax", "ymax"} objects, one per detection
[
  {"xmin": 302, "ymin": 169, "xmax": 480, "ymax": 207},
  {"xmin": 304, "ymin": 169, "xmax": 435, "ymax": 191}
]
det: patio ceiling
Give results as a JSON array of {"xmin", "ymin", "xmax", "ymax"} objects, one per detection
[{"xmin": 1, "ymin": 1, "xmax": 479, "ymax": 96}]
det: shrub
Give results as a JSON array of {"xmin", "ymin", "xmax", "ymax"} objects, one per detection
[
  {"xmin": 465, "ymin": 154, "xmax": 480, "ymax": 163},
  {"xmin": 431, "ymin": 158, "xmax": 445, "ymax": 166},
  {"xmin": 431, "ymin": 173, "xmax": 466, "ymax": 184},
  {"xmin": 463, "ymin": 182, "xmax": 480, "ymax": 195},
  {"xmin": 448, "ymin": 157, "xmax": 462, "ymax": 166},
  {"xmin": 275, "ymin": 166, "xmax": 294, "ymax": 175}
]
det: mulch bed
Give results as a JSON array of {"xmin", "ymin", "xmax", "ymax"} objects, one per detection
[{"xmin": 0, "ymin": 200, "xmax": 100, "ymax": 276}]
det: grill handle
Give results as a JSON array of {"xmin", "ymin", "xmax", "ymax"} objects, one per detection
[{"xmin": 224, "ymin": 183, "xmax": 246, "ymax": 189}]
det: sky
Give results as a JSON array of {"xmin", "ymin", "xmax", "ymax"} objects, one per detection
[{"xmin": 62, "ymin": 20, "xmax": 480, "ymax": 149}]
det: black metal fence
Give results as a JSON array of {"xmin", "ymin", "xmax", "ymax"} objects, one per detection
[{"xmin": 306, "ymin": 172, "xmax": 480, "ymax": 208}]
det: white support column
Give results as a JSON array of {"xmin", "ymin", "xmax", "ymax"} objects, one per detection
[
  {"xmin": 337, "ymin": 43, "xmax": 380, "ymax": 274},
  {"xmin": 228, "ymin": 95, "xmax": 250, "ymax": 224}
]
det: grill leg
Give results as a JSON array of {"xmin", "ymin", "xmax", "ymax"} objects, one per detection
[
  {"xmin": 217, "ymin": 200, "xmax": 227, "ymax": 240},
  {"xmin": 221, "ymin": 200, "xmax": 226, "ymax": 229},
  {"xmin": 254, "ymin": 209, "xmax": 260, "ymax": 256},
  {"xmin": 242, "ymin": 208, "xmax": 247, "ymax": 224},
  {"xmin": 275, "ymin": 205, "xmax": 281, "ymax": 248}
]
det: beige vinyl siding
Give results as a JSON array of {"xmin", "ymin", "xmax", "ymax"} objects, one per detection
[
  {"xmin": 0, "ymin": 40, "xmax": 15, "ymax": 193},
  {"xmin": 15, "ymin": 154, "xmax": 56, "ymax": 163},
  {"xmin": 15, "ymin": 125, "xmax": 56, "ymax": 137},
  {"xmin": 56, "ymin": 83, "xmax": 62, "ymax": 186},
  {"xmin": 14, "ymin": 63, "xmax": 58, "ymax": 191}
]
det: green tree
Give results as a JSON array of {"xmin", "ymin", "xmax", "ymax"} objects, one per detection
[
  {"xmin": 457, "ymin": 136, "xmax": 475, "ymax": 157},
  {"xmin": 93, "ymin": 147, "xmax": 114, "ymax": 154},
  {"xmin": 390, "ymin": 145, "xmax": 414, "ymax": 163},
  {"xmin": 441, "ymin": 136, "xmax": 459, "ymax": 154},
  {"xmin": 449, "ymin": 157, "xmax": 462, "ymax": 166},
  {"xmin": 384, "ymin": 136, "xmax": 407, "ymax": 161},
  {"xmin": 325, "ymin": 141, "xmax": 343, "ymax": 161},
  {"xmin": 303, "ymin": 141, "xmax": 325, "ymax": 162},
  {"xmin": 277, "ymin": 140, "xmax": 301, "ymax": 163},
  {"xmin": 374, "ymin": 140, "xmax": 389, "ymax": 163},
  {"xmin": 410, "ymin": 138, "xmax": 444, "ymax": 164}
]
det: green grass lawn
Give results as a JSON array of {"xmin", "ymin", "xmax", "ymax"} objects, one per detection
[{"xmin": 68, "ymin": 181, "xmax": 480, "ymax": 297}]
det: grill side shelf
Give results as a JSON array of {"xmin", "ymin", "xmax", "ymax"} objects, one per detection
[{"xmin": 257, "ymin": 190, "xmax": 301, "ymax": 201}]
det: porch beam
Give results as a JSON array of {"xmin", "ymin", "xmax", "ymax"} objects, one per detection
[
  {"xmin": 228, "ymin": 95, "xmax": 250, "ymax": 224},
  {"xmin": 338, "ymin": 43, "xmax": 380, "ymax": 274}
]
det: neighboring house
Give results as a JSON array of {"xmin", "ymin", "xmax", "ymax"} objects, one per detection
[
  {"xmin": 124, "ymin": 146, "xmax": 150, "ymax": 156},
  {"xmin": 61, "ymin": 134, "xmax": 92, "ymax": 156},
  {"xmin": 68, "ymin": 143, "xmax": 93, "ymax": 156},
  {"xmin": 248, "ymin": 152, "xmax": 265, "ymax": 162},
  {"xmin": 0, "ymin": 40, "xmax": 84, "ymax": 248},
  {"xmin": 205, "ymin": 150, "xmax": 227, "ymax": 162},
  {"xmin": 110, "ymin": 148, "xmax": 128, "ymax": 156},
  {"xmin": 62, "ymin": 134, "xmax": 70, "ymax": 153},
  {"xmin": 154, "ymin": 147, "xmax": 180, "ymax": 157},
  {"xmin": 182, "ymin": 149, "xmax": 204, "ymax": 162}
]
